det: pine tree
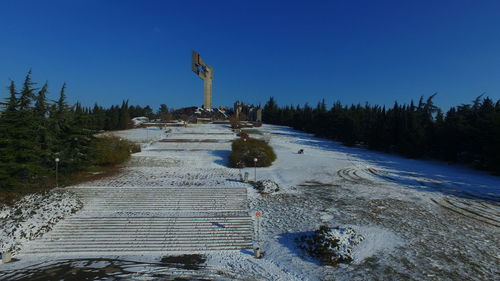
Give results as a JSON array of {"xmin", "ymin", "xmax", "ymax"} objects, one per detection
[
  {"xmin": 18, "ymin": 70, "xmax": 36, "ymax": 111},
  {"xmin": 33, "ymin": 82, "xmax": 52, "ymax": 168},
  {"xmin": 118, "ymin": 100, "xmax": 130, "ymax": 130},
  {"xmin": 0, "ymin": 81, "xmax": 19, "ymax": 187},
  {"xmin": 11, "ymin": 71, "xmax": 43, "ymax": 183}
]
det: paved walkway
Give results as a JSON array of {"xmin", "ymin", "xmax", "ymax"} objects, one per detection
[{"xmin": 22, "ymin": 125, "xmax": 253, "ymax": 255}]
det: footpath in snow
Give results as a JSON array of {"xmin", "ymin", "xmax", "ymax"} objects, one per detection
[{"xmin": 20, "ymin": 125, "xmax": 252, "ymax": 255}]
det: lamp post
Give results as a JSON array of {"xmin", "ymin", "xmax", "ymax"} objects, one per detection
[
  {"xmin": 55, "ymin": 158, "xmax": 60, "ymax": 188},
  {"xmin": 253, "ymin": 157, "xmax": 258, "ymax": 181}
]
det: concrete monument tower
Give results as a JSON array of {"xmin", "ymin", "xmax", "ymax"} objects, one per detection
[{"xmin": 192, "ymin": 50, "xmax": 213, "ymax": 109}]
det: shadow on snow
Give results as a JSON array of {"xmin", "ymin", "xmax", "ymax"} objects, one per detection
[{"xmin": 270, "ymin": 126, "xmax": 500, "ymax": 203}]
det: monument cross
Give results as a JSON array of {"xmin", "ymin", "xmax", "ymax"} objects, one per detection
[{"xmin": 192, "ymin": 50, "xmax": 213, "ymax": 110}]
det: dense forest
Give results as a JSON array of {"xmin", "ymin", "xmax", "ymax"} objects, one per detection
[
  {"xmin": 262, "ymin": 95, "xmax": 500, "ymax": 174},
  {"xmin": 0, "ymin": 72, "xmax": 146, "ymax": 190}
]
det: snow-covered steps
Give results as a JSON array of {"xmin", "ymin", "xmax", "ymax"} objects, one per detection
[
  {"xmin": 21, "ymin": 187, "xmax": 253, "ymax": 255},
  {"xmin": 77, "ymin": 169, "xmax": 248, "ymax": 188},
  {"xmin": 23, "ymin": 216, "xmax": 252, "ymax": 254},
  {"xmin": 71, "ymin": 187, "xmax": 247, "ymax": 212}
]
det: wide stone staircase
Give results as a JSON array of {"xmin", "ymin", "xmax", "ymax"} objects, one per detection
[{"xmin": 22, "ymin": 187, "xmax": 253, "ymax": 254}]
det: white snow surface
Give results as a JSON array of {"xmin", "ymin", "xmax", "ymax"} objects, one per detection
[
  {"xmin": 131, "ymin": 116, "xmax": 149, "ymax": 126},
  {"xmin": 1, "ymin": 124, "xmax": 499, "ymax": 281},
  {"xmin": 0, "ymin": 190, "xmax": 82, "ymax": 254}
]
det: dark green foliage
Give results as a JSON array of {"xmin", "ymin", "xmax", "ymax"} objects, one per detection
[
  {"xmin": 0, "ymin": 73, "xmax": 45, "ymax": 186},
  {"xmin": 118, "ymin": 100, "xmax": 130, "ymax": 130},
  {"xmin": 0, "ymin": 81, "xmax": 20, "ymax": 187},
  {"xmin": 157, "ymin": 104, "xmax": 172, "ymax": 121},
  {"xmin": 262, "ymin": 95, "xmax": 500, "ymax": 174},
  {"xmin": 0, "ymin": 72, "xmax": 142, "ymax": 190},
  {"xmin": 229, "ymin": 137, "xmax": 276, "ymax": 167}
]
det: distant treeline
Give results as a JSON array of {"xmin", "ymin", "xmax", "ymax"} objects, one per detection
[
  {"xmin": 72, "ymin": 102, "xmax": 172, "ymax": 131},
  {"xmin": 262, "ymin": 95, "xmax": 500, "ymax": 174},
  {"xmin": 0, "ymin": 72, "xmax": 143, "ymax": 189}
]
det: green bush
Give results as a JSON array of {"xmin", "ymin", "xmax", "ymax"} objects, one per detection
[
  {"xmin": 90, "ymin": 136, "xmax": 140, "ymax": 166},
  {"xmin": 229, "ymin": 137, "xmax": 276, "ymax": 167}
]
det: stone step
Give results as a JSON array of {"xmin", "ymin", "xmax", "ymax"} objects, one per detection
[
  {"xmin": 64, "ymin": 216, "xmax": 251, "ymax": 220},
  {"xmin": 62, "ymin": 219, "xmax": 251, "ymax": 224},
  {"xmin": 48, "ymin": 232, "xmax": 252, "ymax": 238},
  {"xmin": 24, "ymin": 244, "xmax": 253, "ymax": 254},
  {"xmin": 80, "ymin": 209, "xmax": 245, "ymax": 212},
  {"xmin": 53, "ymin": 224, "xmax": 251, "ymax": 229},
  {"xmin": 78, "ymin": 198, "xmax": 245, "ymax": 202},
  {"xmin": 42, "ymin": 233, "xmax": 252, "ymax": 240},
  {"xmin": 86, "ymin": 202, "xmax": 246, "ymax": 205},
  {"xmin": 41, "ymin": 238, "xmax": 252, "ymax": 244},
  {"xmin": 68, "ymin": 211, "xmax": 250, "ymax": 215},
  {"xmin": 50, "ymin": 226, "xmax": 252, "ymax": 231},
  {"xmin": 71, "ymin": 187, "xmax": 247, "ymax": 191},
  {"xmin": 64, "ymin": 216, "xmax": 250, "ymax": 220},
  {"xmin": 87, "ymin": 197, "xmax": 246, "ymax": 199},
  {"xmin": 79, "ymin": 195, "xmax": 247, "ymax": 198},
  {"xmin": 85, "ymin": 205, "xmax": 245, "ymax": 209},
  {"xmin": 60, "ymin": 220, "xmax": 251, "ymax": 224},
  {"xmin": 49, "ymin": 229, "xmax": 252, "ymax": 235},
  {"xmin": 59, "ymin": 219, "xmax": 251, "ymax": 223},
  {"xmin": 23, "ymin": 184, "xmax": 253, "ymax": 255},
  {"xmin": 33, "ymin": 238, "xmax": 252, "ymax": 245}
]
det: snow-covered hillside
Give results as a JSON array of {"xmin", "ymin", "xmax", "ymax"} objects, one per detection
[{"xmin": 1, "ymin": 124, "xmax": 498, "ymax": 281}]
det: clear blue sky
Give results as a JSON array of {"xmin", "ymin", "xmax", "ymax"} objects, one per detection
[{"xmin": 1, "ymin": 0, "xmax": 499, "ymax": 110}]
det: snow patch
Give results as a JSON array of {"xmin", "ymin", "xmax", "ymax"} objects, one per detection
[
  {"xmin": 131, "ymin": 116, "xmax": 149, "ymax": 127},
  {"xmin": 0, "ymin": 190, "xmax": 82, "ymax": 254},
  {"xmin": 351, "ymin": 225, "xmax": 403, "ymax": 264}
]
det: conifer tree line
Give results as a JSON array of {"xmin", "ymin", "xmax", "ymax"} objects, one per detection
[
  {"xmin": 262, "ymin": 95, "xmax": 500, "ymax": 174},
  {"xmin": 71, "ymin": 102, "xmax": 172, "ymax": 131},
  {"xmin": 0, "ymin": 72, "xmax": 157, "ymax": 189}
]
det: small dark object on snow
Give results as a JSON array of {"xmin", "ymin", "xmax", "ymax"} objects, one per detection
[
  {"xmin": 298, "ymin": 149, "xmax": 304, "ymax": 154},
  {"xmin": 254, "ymin": 247, "xmax": 264, "ymax": 259}
]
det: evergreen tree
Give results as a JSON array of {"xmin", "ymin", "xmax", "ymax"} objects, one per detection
[
  {"xmin": 118, "ymin": 100, "xmax": 130, "ymax": 130},
  {"xmin": 261, "ymin": 95, "xmax": 500, "ymax": 174},
  {"xmin": 0, "ymin": 81, "xmax": 19, "ymax": 187},
  {"xmin": 34, "ymin": 82, "xmax": 52, "ymax": 167}
]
